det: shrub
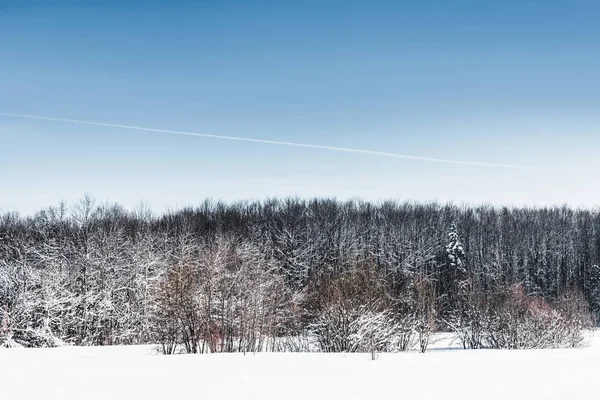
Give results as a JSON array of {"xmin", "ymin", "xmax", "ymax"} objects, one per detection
[
  {"xmin": 413, "ymin": 276, "xmax": 437, "ymax": 353},
  {"xmin": 153, "ymin": 237, "xmax": 290, "ymax": 354},
  {"xmin": 485, "ymin": 285, "xmax": 592, "ymax": 349},
  {"xmin": 306, "ymin": 264, "xmax": 424, "ymax": 353},
  {"xmin": 309, "ymin": 303, "xmax": 418, "ymax": 353},
  {"xmin": 152, "ymin": 260, "xmax": 202, "ymax": 354},
  {"xmin": 449, "ymin": 283, "xmax": 593, "ymax": 350}
]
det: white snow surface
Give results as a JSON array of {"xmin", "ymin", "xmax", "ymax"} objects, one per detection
[{"xmin": 2, "ymin": 332, "xmax": 599, "ymax": 399}]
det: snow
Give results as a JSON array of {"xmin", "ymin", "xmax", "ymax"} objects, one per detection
[{"xmin": 2, "ymin": 333, "xmax": 599, "ymax": 399}]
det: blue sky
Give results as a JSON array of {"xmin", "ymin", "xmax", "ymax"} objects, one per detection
[{"xmin": 1, "ymin": 1, "xmax": 599, "ymax": 214}]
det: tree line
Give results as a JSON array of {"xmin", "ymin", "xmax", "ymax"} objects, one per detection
[{"xmin": 0, "ymin": 196, "xmax": 597, "ymax": 351}]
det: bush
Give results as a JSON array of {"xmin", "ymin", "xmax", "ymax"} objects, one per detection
[
  {"xmin": 309, "ymin": 303, "xmax": 418, "ymax": 353},
  {"xmin": 485, "ymin": 285, "xmax": 592, "ymax": 349},
  {"xmin": 413, "ymin": 276, "xmax": 437, "ymax": 353},
  {"xmin": 309, "ymin": 304, "xmax": 362, "ymax": 352},
  {"xmin": 306, "ymin": 266, "xmax": 423, "ymax": 353},
  {"xmin": 152, "ymin": 260, "xmax": 202, "ymax": 354},
  {"xmin": 449, "ymin": 283, "xmax": 593, "ymax": 350},
  {"xmin": 152, "ymin": 237, "xmax": 290, "ymax": 354},
  {"xmin": 448, "ymin": 304, "xmax": 486, "ymax": 350}
]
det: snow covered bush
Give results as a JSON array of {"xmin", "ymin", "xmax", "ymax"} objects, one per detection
[
  {"xmin": 0, "ymin": 259, "xmax": 73, "ymax": 348},
  {"xmin": 196, "ymin": 237, "xmax": 290, "ymax": 353},
  {"xmin": 348, "ymin": 309, "xmax": 417, "ymax": 352},
  {"xmin": 448, "ymin": 302, "xmax": 487, "ymax": 350},
  {"xmin": 309, "ymin": 304, "xmax": 361, "ymax": 352},
  {"xmin": 152, "ymin": 257, "xmax": 201, "ymax": 354},
  {"xmin": 348, "ymin": 310, "xmax": 394, "ymax": 352},
  {"xmin": 307, "ymin": 263, "xmax": 388, "ymax": 352},
  {"xmin": 309, "ymin": 304, "xmax": 418, "ymax": 353},
  {"xmin": 152, "ymin": 236, "xmax": 290, "ymax": 354},
  {"xmin": 484, "ymin": 285, "xmax": 592, "ymax": 349},
  {"xmin": 449, "ymin": 283, "xmax": 592, "ymax": 350},
  {"xmin": 306, "ymin": 263, "xmax": 421, "ymax": 353},
  {"xmin": 413, "ymin": 276, "xmax": 437, "ymax": 353},
  {"xmin": 0, "ymin": 308, "xmax": 12, "ymax": 348}
]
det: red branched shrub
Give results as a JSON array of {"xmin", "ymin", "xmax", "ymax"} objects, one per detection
[{"xmin": 484, "ymin": 284, "xmax": 592, "ymax": 349}]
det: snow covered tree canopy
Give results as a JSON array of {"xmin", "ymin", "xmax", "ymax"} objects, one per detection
[{"xmin": 0, "ymin": 198, "xmax": 597, "ymax": 349}]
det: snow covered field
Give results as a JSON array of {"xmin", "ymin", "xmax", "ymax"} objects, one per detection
[{"xmin": 2, "ymin": 333, "xmax": 599, "ymax": 400}]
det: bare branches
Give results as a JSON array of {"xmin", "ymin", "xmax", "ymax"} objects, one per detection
[{"xmin": 0, "ymin": 197, "xmax": 598, "ymax": 350}]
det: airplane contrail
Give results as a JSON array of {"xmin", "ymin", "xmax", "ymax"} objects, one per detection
[{"xmin": 0, "ymin": 112, "xmax": 531, "ymax": 169}]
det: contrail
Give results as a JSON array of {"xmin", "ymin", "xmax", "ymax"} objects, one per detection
[{"xmin": 0, "ymin": 112, "xmax": 531, "ymax": 168}]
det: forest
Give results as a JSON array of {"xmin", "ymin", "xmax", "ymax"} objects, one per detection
[{"xmin": 1, "ymin": 196, "xmax": 598, "ymax": 352}]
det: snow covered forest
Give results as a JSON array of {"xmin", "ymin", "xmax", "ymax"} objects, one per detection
[{"xmin": 1, "ymin": 196, "xmax": 598, "ymax": 352}]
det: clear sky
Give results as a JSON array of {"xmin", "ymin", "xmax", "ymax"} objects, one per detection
[{"xmin": 1, "ymin": 1, "xmax": 599, "ymax": 214}]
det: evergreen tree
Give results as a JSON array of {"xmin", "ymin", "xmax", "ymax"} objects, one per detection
[{"xmin": 446, "ymin": 222, "xmax": 466, "ymax": 274}]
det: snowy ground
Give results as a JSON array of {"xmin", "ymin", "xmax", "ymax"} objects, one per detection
[{"xmin": 2, "ymin": 333, "xmax": 599, "ymax": 399}]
